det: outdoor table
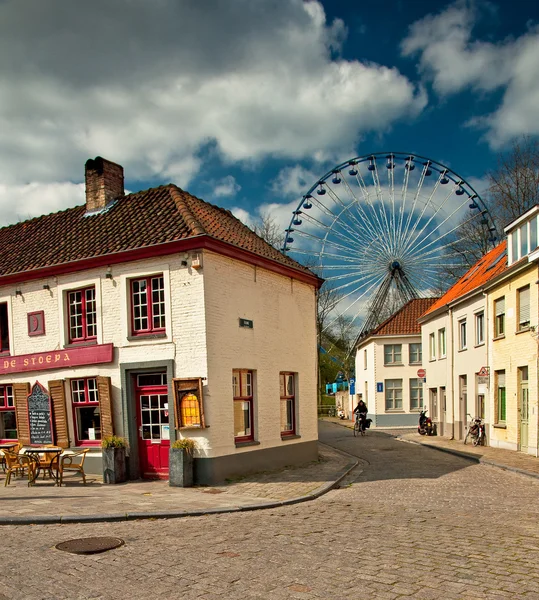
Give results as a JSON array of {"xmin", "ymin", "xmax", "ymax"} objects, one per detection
[
  {"xmin": 0, "ymin": 442, "xmax": 17, "ymax": 450},
  {"xmin": 23, "ymin": 447, "xmax": 63, "ymax": 485}
]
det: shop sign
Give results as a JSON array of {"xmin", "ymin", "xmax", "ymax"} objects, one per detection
[
  {"xmin": 27, "ymin": 381, "xmax": 53, "ymax": 445},
  {"xmin": 0, "ymin": 343, "xmax": 114, "ymax": 375}
]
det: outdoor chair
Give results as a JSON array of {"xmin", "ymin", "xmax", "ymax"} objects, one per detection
[
  {"xmin": 3, "ymin": 450, "xmax": 35, "ymax": 486},
  {"xmin": 58, "ymin": 448, "xmax": 89, "ymax": 486},
  {"xmin": 37, "ymin": 444, "xmax": 59, "ymax": 480}
]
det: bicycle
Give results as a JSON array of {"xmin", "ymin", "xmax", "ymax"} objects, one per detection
[
  {"xmin": 464, "ymin": 415, "xmax": 485, "ymax": 446},
  {"xmin": 353, "ymin": 413, "xmax": 367, "ymax": 437}
]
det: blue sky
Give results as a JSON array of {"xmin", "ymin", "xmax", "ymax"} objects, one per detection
[{"xmin": 1, "ymin": 0, "xmax": 538, "ymax": 233}]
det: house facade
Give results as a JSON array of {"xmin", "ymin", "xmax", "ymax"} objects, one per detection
[
  {"xmin": 486, "ymin": 206, "xmax": 539, "ymax": 455},
  {"xmin": 0, "ymin": 157, "xmax": 321, "ymax": 484},
  {"xmin": 419, "ymin": 242, "xmax": 507, "ymax": 440},
  {"xmin": 355, "ymin": 298, "xmax": 437, "ymax": 428}
]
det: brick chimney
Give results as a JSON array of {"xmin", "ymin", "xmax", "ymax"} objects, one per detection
[{"xmin": 85, "ymin": 156, "xmax": 124, "ymax": 212}]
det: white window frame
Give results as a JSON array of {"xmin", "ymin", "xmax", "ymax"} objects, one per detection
[
  {"xmin": 429, "ymin": 332, "xmax": 436, "ymax": 361},
  {"xmin": 458, "ymin": 319, "xmax": 467, "ymax": 350},
  {"xmin": 475, "ymin": 312, "xmax": 485, "ymax": 346},
  {"xmin": 409, "ymin": 378, "xmax": 423, "ymax": 411},
  {"xmin": 494, "ymin": 297, "xmax": 505, "ymax": 338},
  {"xmin": 438, "ymin": 328, "xmax": 446, "ymax": 358},
  {"xmin": 518, "ymin": 286, "xmax": 530, "ymax": 331},
  {"xmin": 384, "ymin": 344, "xmax": 402, "ymax": 365},
  {"xmin": 385, "ymin": 379, "xmax": 403, "ymax": 411},
  {"xmin": 409, "ymin": 343, "xmax": 422, "ymax": 365}
]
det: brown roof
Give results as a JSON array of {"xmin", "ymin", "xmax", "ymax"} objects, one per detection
[
  {"xmin": 0, "ymin": 184, "xmax": 313, "ymax": 279},
  {"xmin": 421, "ymin": 241, "xmax": 508, "ymax": 318},
  {"xmin": 365, "ymin": 297, "xmax": 439, "ymax": 339}
]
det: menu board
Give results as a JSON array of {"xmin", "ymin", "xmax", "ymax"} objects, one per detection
[{"xmin": 27, "ymin": 382, "xmax": 54, "ymax": 445}]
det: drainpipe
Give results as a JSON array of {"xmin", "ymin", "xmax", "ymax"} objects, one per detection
[
  {"xmin": 450, "ymin": 306, "xmax": 455, "ymax": 440},
  {"xmin": 483, "ymin": 289, "xmax": 490, "ymax": 443}
]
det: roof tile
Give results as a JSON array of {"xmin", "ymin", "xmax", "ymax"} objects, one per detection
[
  {"xmin": 366, "ymin": 297, "xmax": 439, "ymax": 338},
  {"xmin": 0, "ymin": 184, "xmax": 311, "ymax": 278},
  {"xmin": 421, "ymin": 241, "xmax": 508, "ymax": 318}
]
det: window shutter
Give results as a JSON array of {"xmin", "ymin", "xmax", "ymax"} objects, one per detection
[
  {"xmin": 97, "ymin": 376, "xmax": 114, "ymax": 439},
  {"xmin": 495, "ymin": 298, "xmax": 505, "ymax": 315},
  {"xmin": 519, "ymin": 287, "xmax": 530, "ymax": 325},
  {"xmin": 13, "ymin": 382, "xmax": 30, "ymax": 445},
  {"xmin": 48, "ymin": 380, "xmax": 70, "ymax": 449}
]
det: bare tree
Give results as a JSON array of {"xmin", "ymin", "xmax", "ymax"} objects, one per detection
[
  {"xmin": 487, "ymin": 136, "xmax": 539, "ymax": 225},
  {"xmin": 440, "ymin": 136, "xmax": 539, "ymax": 288},
  {"xmin": 252, "ymin": 212, "xmax": 285, "ymax": 249}
]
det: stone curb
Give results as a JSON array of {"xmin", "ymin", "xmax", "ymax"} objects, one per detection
[
  {"xmin": 0, "ymin": 444, "xmax": 359, "ymax": 527},
  {"xmin": 398, "ymin": 436, "xmax": 539, "ymax": 481}
]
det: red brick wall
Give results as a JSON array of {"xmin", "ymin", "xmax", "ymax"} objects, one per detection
[{"xmin": 85, "ymin": 156, "xmax": 124, "ymax": 211}]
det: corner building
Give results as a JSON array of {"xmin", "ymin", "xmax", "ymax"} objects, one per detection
[{"xmin": 0, "ymin": 157, "xmax": 321, "ymax": 483}]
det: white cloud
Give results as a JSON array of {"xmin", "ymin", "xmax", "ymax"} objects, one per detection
[
  {"xmin": 0, "ymin": 182, "xmax": 84, "ymax": 225},
  {"xmin": 212, "ymin": 176, "xmax": 241, "ymax": 198},
  {"xmin": 230, "ymin": 207, "xmax": 255, "ymax": 228},
  {"xmin": 402, "ymin": 2, "xmax": 539, "ymax": 146},
  {"xmin": 270, "ymin": 166, "xmax": 319, "ymax": 199},
  {"xmin": 0, "ymin": 0, "xmax": 426, "ymax": 225}
]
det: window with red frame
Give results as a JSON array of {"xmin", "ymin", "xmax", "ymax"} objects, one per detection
[
  {"xmin": 232, "ymin": 369, "xmax": 254, "ymax": 443},
  {"xmin": 71, "ymin": 378, "xmax": 101, "ymax": 444},
  {"xmin": 0, "ymin": 303, "xmax": 10, "ymax": 354},
  {"xmin": 280, "ymin": 372, "xmax": 296, "ymax": 436},
  {"xmin": 68, "ymin": 287, "xmax": 97, "ymax": 343},
  {"xmin": 0, "ymin": 385, "xmax": 17, "ymax": 441},
  {"xmin": 131, "ymin": 275, "xmax": 166, "ymax": 335}
]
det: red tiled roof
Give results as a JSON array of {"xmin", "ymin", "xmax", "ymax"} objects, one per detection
[
  {"xmin": 367, "ymin": 297, "xmax": 439, "ymax": 338},
  {"xmin": 0, "ymin": 184, "xmax": 313, "ymax": 279},
  {"xmin": 421, "ymin": 241, "xmax": 508, "ymax": 318}
]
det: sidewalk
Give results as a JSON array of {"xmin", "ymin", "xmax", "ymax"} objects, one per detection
[
  {"xmin": 398, "ymin": 431, "xmax": 539, "ymax": 479},
  {"xmin": 0, "ymin": 443, "xmax": 358, "ymax": 526}
]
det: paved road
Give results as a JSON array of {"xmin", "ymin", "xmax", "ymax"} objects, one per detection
[{"xmin": 4, "ymin": 421, "xmax": 539, "ymax": 599}]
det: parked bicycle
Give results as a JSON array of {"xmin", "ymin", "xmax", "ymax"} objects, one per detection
[{"xmin": 464, "ymin": 415, "xmax": 486, "ymax": 446}]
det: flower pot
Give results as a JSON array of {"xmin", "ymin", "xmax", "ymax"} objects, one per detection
[
  {"xmin": 169, "ymin": 447, "xmax": 194, "ymax": 487},
  {"xmin": 102, "ymin": 447, "xmax": 127, "ymax": 484}
]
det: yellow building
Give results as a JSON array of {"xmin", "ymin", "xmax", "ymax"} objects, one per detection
[{"xmin": 486, "ymin": 206, "xmax": 539, "ymax": 455}]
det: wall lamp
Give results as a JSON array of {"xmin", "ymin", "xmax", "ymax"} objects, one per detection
[
  {"xmin": 15, "ymin": 289, "xmax": 22, "ymax": 297},
  {"xmin": 43, "ymin": 284, "xmax": 50, "ymax": 290},
  {"xmin": 105, "ymin": 266, "xmax": 113, "ymax": 279}
]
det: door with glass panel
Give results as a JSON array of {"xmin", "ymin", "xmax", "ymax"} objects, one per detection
[
  {"xmin": 135, "ymin": 373, "xmax": 170, "ymax": 478},
  {"xmin": 519, "ymin": 367, "xmax": 529, "ymax": 451}
]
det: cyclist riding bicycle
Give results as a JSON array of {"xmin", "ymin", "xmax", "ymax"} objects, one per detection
[{"xmin": 353, "ymin": 399, "xmax": 368, "ymax": 432}]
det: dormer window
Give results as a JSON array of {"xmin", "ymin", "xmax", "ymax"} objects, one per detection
[{"xmin": 507, "ymin": 212, "xmax": 539, "ymax": 265}]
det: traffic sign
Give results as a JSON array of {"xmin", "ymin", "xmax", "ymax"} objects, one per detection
[
  {"xmin": 478, "ymin": 366, "xmax": 489, "ymax": 377},
  {"xmin": 417, "ymin": 368, "xmax": 426, "ymax": 378}
]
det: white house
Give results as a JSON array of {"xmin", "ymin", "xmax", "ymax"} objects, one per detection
[
  {"xmin": 419, "ymin": 241, "xmax": 507, "ymax": 440},
  {"xmin": 355, "ymin": 298, "xmax": 437, "ymax": 428},
  {"xmin": 0, "ymin": 157, "xmax": 322, "ymax": 484}
]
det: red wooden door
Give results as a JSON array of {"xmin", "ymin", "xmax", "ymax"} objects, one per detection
[{"xmin": 135, "ymin": 374, "xmax": 170, "ymax": 479}]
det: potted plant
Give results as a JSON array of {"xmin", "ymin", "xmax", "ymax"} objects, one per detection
[
  {"xmin": 169, "ymin": 438, "xmax": 196, "ymax": 487},
  {"xmin": 102, "ymin": 435, "xmax": 128, "ymax": 484}
]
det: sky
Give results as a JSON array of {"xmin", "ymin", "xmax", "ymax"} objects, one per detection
[{"xmin": 1, "ymin": 0, "xmax": 539, "ymax": 235}]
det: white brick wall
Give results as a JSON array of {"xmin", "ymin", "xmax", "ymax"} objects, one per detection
[{"xmin": 0, "ymin": 249, "xmax": 318, "ymax": 460}]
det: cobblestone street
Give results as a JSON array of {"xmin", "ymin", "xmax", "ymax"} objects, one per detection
[{"xmin": 4, "ymin": 420, "xmax": 539, "ymax": 599}]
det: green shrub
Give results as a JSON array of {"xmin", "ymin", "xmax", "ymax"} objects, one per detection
[
  {"xmin": 171, "ymin": 438, "xmax": 196, "ymax": 453},
  {"xmin": 101, "ymin": 435, "xmax": 128, "ymax": 449}
]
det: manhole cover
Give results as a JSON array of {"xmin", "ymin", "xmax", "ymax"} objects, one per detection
[{"xmin": 55, "ymin": 537, "xmax": 125, "ymax": 555}]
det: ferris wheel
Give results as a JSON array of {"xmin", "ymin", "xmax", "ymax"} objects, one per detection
[{"xmin": 282, "ymin": 152, "xmax": 498, "ymax": 342}]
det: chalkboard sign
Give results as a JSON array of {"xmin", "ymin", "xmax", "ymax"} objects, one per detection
[{"xmin": 27, "ymin": 382, "xmax": 54, "ymax": 445}]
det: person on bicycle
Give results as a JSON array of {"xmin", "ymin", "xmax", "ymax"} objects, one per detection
[
  {"xmin": 354, "ymin": 399, "xmax": 368, "ymax": 417},
  {"xmin": 354, "ymin": 399, "xmax": 368, "ymax": 426}
]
